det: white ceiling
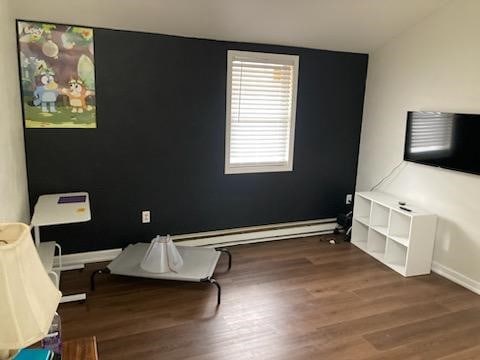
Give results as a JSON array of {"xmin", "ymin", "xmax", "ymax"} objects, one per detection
[{"xmin": 11, "ymin": 0, "xmax": 450, "ymax": 53}]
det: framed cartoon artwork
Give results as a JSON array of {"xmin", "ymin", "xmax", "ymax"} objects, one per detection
[{"xmin": 17, "ymin": 21, "xmax": 97, "ymax": 128}]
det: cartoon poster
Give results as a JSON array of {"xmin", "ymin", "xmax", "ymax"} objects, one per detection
[{"xmin": 17, "ymin": 21, "xmax": 96, "ymax": 128}]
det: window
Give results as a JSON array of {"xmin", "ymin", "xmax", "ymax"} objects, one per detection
[{"xmin": 225, "ymin": 50, "xmax": 299, "ymax": 174}]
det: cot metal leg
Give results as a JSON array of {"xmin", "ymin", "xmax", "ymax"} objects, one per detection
[
  {"xmin": 217, "ymin": 248, "xmax": 232, "ymax": 271},
  {"xmin": 90, "ymin": 268, "xmax": 110, "ymax": 291},
  {"xmin": 210, "ymin": 278, "xmax": 221, "ymax": 306},
  {"xmin": 202, "ymin": 277, "xmax": 222, "ymax": 305}
]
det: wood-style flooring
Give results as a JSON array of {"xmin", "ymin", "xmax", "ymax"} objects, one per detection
[{"xmin": 58, "ymin": 235, "xmax": 480, "ymax": 359}]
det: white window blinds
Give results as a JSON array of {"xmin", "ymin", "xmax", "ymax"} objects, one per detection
[
  {"xmin": 225, "ymin": 50, "xmax": 299, "ymax": 174},
  {"xmin": 409, "ymin": 112, "xmax": 454, "ymax": 153}
]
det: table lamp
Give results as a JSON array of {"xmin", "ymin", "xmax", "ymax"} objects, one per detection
[{"xmin": 0, "ymin": 223, "xmax": 62, "ymax": 359}]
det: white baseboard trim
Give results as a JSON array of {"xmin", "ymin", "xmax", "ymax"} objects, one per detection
[
  {"xmin": 54, "ymin": 218, "xmax": 337, "ymax": 266},
  {"xmin": 432, "ymin": 261, "xmax": 480, "ymax": 295},
  {"xmin": 54, "ymin": 248, "xmax": 122, "ymax": 267}
]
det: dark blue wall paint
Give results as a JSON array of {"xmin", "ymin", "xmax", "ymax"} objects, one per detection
[{"xmin": 24, "ymin": 28, "xmax": 368, "ymax": 253}]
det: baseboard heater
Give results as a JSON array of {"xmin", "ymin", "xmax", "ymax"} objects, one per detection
[
  {"xmin": 55, "ymin": 218, "xmax": 337, "ymax": 266},
  {"xmin": 174, "ymin": 218, "xmax": 337, "ymax": 247}
]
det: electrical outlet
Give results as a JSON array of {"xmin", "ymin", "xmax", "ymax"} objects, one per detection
[
  {"xmin": 346, "ymin": 194, "xmax": 353, "ymax": 204},
  {"xmin": 142, "ymin": 210, "xmax": 151, "ymax": 223}
]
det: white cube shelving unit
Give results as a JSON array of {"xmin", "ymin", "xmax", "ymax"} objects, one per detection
[{"xmin": 351, "ymin": 191, "xmax": 437, "ymax": 277}]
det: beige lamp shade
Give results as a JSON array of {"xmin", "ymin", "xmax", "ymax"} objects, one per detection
[{"xmin": 0, "ymin": 223, "xmax": 62, "ymax": 349}]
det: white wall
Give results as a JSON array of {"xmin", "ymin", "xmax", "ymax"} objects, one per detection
[
  {"xmin": 0, "ymin": 0, "xmax": 29, "ymax": 222},
  {"xmin": 357, "ymin": 0, "xmax": 480, "ymax": 289}
]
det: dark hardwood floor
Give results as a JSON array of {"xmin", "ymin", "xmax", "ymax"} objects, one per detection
[{"xmin": 58, "ymin": 235, "xmax": 480, "ymax": 359}]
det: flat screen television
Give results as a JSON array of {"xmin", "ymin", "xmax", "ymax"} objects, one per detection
[{"xmin": 404, "ymin": 111, "xmax": 480, "ymax": 175}]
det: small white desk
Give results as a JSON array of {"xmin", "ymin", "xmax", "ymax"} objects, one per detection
[{"xmin": 31, "ymin": 192, "xmax": 91, "ymax": 303}]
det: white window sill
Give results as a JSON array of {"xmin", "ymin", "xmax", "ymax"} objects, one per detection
[{"xmin": 225, "ymin": 163, "xmax": 293, "ymax": 174}]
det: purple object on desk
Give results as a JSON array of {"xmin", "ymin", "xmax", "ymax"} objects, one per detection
[{"xmin": 58, "ymin": 195, "xmax": 87, "ymax": 204}]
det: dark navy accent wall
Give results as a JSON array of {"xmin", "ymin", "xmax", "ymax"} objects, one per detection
[{"xmin": 24, "ymin": 28, "xmax": 368, "ymax": 253}]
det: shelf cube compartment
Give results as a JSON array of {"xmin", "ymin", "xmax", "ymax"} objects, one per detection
[
  {"xmin": 389, "ymin": 210, "xmax": 411, "ymax": 243},
  {"xmin": 370, "ymin": 203, "xmax": 390, "ymax": 230},
  {"xmin": 367, "ymin": 229, "xmax": 387, "ymax": 258},
  {"xmin": 352, "ymin": 219, "xmax": 368, "ymax": 247},
  {"xmin": 385, "ymin": 238, "xmax": 407, "ymax": 268},
  {"xmin": 354, "ymin": 194, "xmax": 372, "ymax": 224}
]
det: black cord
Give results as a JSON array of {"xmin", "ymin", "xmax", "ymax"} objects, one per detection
[{"xmin": 370, "ymin": 160, "xmax": 406, "ymax": 191}]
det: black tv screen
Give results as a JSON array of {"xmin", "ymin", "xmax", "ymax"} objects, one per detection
[{"xmin": 404, "ymin": 111, "xmax": 480, "ymax": 175}]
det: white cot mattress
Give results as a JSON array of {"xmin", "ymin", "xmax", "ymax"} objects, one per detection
[{"xmin": 107, "ymin": 243, "xmax": 221, "ymax": 282}]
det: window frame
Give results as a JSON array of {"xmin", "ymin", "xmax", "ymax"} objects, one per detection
[{"xmin": 224, "ymin": 50, "xmax": 299, "ymax": 175}]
